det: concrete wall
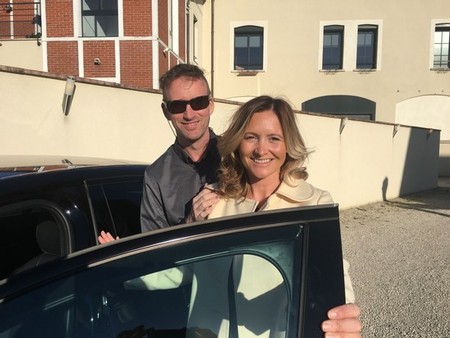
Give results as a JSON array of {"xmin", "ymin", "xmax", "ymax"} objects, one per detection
[{"xmin": 0, "ymin": 67, "xmax": 440, "ymax": 209}]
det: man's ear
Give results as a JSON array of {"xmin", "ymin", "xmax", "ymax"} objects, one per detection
[
  {"xmin": 161, "ymin": 103, "xmax": 171, "ymax": 120},
  {"xmin": 208, "ymin": 98, "xmax": 214, "ymax": 116}
]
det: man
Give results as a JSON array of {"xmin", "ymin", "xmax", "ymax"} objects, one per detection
[
  {"xmin": 140, "ymin": 63, "xmax": 220, "ymax": 230},
  {"xmin": 101, "ymin": 64, "xmax": 362, "ymax": 337}
]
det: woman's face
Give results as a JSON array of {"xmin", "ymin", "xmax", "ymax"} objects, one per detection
[{"xmin": 239, "ymin": 110, "xmax": 287, "ymax": 185}]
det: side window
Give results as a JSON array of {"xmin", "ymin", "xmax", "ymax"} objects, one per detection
[
  {"xmin": 81, "ymin": 0, "xmax": 118, "ymax": 37},
  {"xmin": 433, "ymin": 23, "xmax": 450, "ymax": 69},
  {"xmin": 234, "ymin": 25, "xmax": 264, "ymax": 70},
  {"xmin": 357, "ymin": 24, "xmax": 378, "ymax": 69},
  {"xmin": 88, "ymin": 179, "xmax": 143, "ymax": 239},
  {"xmin": 0, "ymin": 204, "xmax": 69, "ymax": 278},
  {"xmin": 322, "ymin": 25, "xmax": 344, "ymax": 70}
]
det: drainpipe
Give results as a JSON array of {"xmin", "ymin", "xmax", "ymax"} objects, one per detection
[
  {"xmin": 210, "ymin": 0, "xmax": 215, "ymax": 96},
  {"xmin": 186, "ymin": 0, "xmax": 190, "ymax": 62}
]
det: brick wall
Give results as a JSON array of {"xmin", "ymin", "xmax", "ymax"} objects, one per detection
[
  {"xmin": 0, "ymin": 0, "xmax": 40, "ymax": 39},
  {"xmin": 47, "ymin": 41, "xmax": 78, "ymax": 75},
  {"xmin": 123, "ymin": 0, "xmax": 152, "ymax": 36},
  {"xmin": 46, "ymin": 0, "xmax": 74, "ymax": 37},
  {"xmin": 84, "ymin": 40, "xmax": 116, "ymax": 78},
  {"xmin": 120, "ymin": 40, "xmax": 152, "ymax": 88},
  {"xmin": 177, "ymin": 0, "xmax": 186, "ymax": 61}
]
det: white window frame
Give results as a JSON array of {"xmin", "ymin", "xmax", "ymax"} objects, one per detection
[
  {"xmin": 319, "ymin": 20, "xmax": 383, "ymax": 72},
  {"xmin": 430, "ymin": 19, "xmax": 450, "ymax": 70},
  {"xmin": 230, "ymin": 21, "xmax": 268, "ymax": 73}
]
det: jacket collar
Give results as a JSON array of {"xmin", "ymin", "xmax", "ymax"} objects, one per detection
[
  {"xmin": 232, "ymin": 178, "xmax": 315, "ymax": 213},
  {"xmin": 274, "ymin": 177, "xmax": 315, "ymax": 202}
]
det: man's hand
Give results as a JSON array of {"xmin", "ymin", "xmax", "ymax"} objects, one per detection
[
  {"xmin": 186, "ymin": 187, "xmax": 220, "ymax": 222},
  {"xmin": 98, "ymin": 230, "xmax": 119, "ymax": 244},
  {"xmin": 321, "ymin": 304, "xmax": 362, "ymax": 338}
]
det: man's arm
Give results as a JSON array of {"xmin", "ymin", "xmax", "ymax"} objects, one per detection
[{"xmin": 140, "ymin": 173, "xmax": 170, "ymax": 232}]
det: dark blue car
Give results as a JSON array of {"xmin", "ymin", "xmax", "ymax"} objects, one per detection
[{"xmin": 0, "ymin": 156, "xmax": 345, "ymax": 338}]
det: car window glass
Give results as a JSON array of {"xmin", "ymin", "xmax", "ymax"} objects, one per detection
[
  {"xmin": 0, "ymin": 253, "xmax": 287, "ymax": 338},
  {"xmin": 88, "ymin": 180, "xmax": 142, "ymax": 238}
]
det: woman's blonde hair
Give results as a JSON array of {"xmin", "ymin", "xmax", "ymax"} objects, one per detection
[{"xmin": 217, "ymin": 95, "xmax": 311, "ymax": 198}]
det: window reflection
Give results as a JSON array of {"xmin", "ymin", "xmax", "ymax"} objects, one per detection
[
  {"xmin": 126, "ymin": 254, "xmax": 287, "ymax": 338},
  {"xmin": 0, "ymin": 254, "xmax": 288, "ymax": 338}
]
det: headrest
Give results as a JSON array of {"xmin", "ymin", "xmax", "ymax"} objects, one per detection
[{"xmin": 36, "ymin": 221, "xmax": 62, "ymax": 256}]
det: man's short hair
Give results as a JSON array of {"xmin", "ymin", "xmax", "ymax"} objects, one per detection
[{"xmin": 159, "ymin": 64, "xmax": 211, "ymax": 100}]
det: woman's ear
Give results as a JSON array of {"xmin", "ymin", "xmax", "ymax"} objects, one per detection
[{"xmin": 161, "ymin": 103, "xmax": 171, "ymax": 120}]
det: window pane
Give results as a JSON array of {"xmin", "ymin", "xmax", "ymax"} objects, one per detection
[
  {"xmin": 322, "ymin": 26, "xmax": 344, "ymax": 69},
  {"xmin": 356, "ymin": 27, "xmax": 377, "ymax": 69},
  {"xmin": 434, "ymin": 25, "xmax": 450, "ymax": 68},
  {"xmin": 101, "ymin": 0, "xmax": 118, "ymax": 10},
  {"xmin": 235, "ymin": 36, "xmax": 248, "ymax": 48},
  {"xmin": 82, "ymin": 16, "xmax": 96, "ymax": 37},
  {"xmin": 96, "ymin": 15, "xmax": 118, "ymax": 37},
  {"xmin": 249, "ymin": 36, "xmax": 261, "ymax": 48},
  {"xmin": 82, "ymin": 0, "xmax": 96, "ymax": 10},
  {"xmin": 323, "ymin": 30, "xmax": 343, "ymax": 69},
  {"xmin": 329, "ymin": 34, "xmax": 340, "ymax": 47},
  {"xmin": 234, "ymin": 26, "xmax": 263, "ymax": 70},
  {"xmin": 82, "ymin": 0, "xmax": 118, "ymax": 37}
]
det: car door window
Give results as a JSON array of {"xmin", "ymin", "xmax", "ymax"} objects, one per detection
[
  {"xmin": 0, "ymin": 253, "xmax": 287, "ymax": 338},
  {"xmin": 87, "ymin": 179, "xmax": 143, "ymax": 238}
]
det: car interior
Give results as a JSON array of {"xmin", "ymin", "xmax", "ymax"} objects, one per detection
[
  {"xmin": 13, "ymin": 220, "xmax": 63, "ymax": 274},
  {"xmin": 0, "ymin": 205, "xmax": 69, "ymax": 279}
]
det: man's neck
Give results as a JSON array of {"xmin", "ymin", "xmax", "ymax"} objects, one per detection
[{"xmin": 178, "ymin": 130, "xmax": 211, "ymax": 163}]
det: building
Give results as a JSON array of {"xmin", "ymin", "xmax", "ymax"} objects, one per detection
[
  {"xmin": 0, "ymin": 0, "xmax": 449, "ymax": 174},
  {"xmin": 0, "ymin": 0, "xmax": 206, "ymax": 89}
]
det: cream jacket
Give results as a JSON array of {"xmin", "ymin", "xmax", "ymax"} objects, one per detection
[
  {"xmin": 208, "ymin": 177, "xmax": 333, "ymax": 218},
  {"xmin": 208, "ymin": 177, "xmax": 355, "ymax": 305}
]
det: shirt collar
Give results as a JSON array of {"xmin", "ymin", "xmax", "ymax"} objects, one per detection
[{"xmin": 173, "ymin": 129, "xmax": 218, "ymax": 164}]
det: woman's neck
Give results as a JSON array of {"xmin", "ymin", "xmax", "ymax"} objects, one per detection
[{"xmin": 246, "ymin": 178, "xmax": 281, "ymax": 203}]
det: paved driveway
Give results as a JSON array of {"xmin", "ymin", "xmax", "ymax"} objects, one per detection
[{"xmin": 340, "ymin": 182, "xmax": 450, "ymax": 338}]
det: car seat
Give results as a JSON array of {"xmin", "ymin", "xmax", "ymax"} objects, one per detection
[{"xmin": 14, "ymin": 220, "xmax": 62, "ymax": 273}]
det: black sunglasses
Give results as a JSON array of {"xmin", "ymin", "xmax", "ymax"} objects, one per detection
[{"xmin": 163, "ymin": 95, "xmax": 211, "ymax": 114}]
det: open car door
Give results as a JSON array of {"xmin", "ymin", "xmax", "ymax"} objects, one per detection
[{"xmin": 0, "ymin": 204, "xmax": 345, "ymax": 338}]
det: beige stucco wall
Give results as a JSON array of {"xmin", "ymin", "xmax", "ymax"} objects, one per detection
[
  {"xmin": 208, "ymin": 0, "xmax": 450, "ymax": 120},
  {"xmin": 0, "ymin": 68, "xmax": 439, "ymax": 209},
  {"xmin": 201, "ymin": 0, "xmax": 450, "ymax": 175},
  {"xmin": 0, "ymin": 41, "xmax": 43, "ymax": 71},
  {"xmin": 2, "ymin": 1, "xmax": 448, "ymax": 175}
]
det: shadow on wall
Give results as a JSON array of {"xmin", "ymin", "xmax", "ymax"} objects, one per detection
[
  {"xmin": 438, "ymin": 156, "xmax": 450, "ymax": 177},
  {"xmin": 382, "ymin": 177, "xmax": 388, "ymax": 201},
  {"xmin": 399, "ymin": 128, "xmax": 440, "ymax": 196}
]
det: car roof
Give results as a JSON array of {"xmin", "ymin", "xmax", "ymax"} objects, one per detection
[{"xmin": 0, "ymin": 155, "xmax": 148, "ymax": 179}]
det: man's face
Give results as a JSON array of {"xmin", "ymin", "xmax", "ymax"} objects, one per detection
[{"xmin": 163, "ymin": 76, "xmax": 214, "ymax": 148}]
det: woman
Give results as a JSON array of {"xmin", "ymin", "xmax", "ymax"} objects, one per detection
[
  {"xmin": 188, "ymin": 95, "xmax": 356, "ymax": 337},
  {"xmin": 199, "ymin": 95, "xmax": 331, "ymax": 216}
]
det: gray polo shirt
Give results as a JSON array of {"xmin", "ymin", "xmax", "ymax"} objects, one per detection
[{"xmin": 140, "ymin": 130, "xmax": 220, "ymax": 232}]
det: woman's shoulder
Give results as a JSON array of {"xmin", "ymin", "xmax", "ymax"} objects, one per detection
[{"xmin": 278, "ymin": 177, "xmax": 333, "ymax": 204}]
